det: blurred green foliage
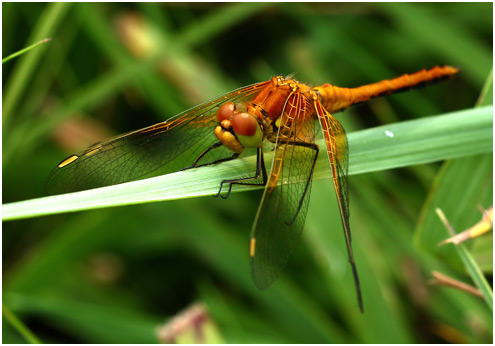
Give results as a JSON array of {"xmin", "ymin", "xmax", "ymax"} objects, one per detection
[{"xmin": 2, "ymin": 3, "xmax": 492, "ymax": 343}]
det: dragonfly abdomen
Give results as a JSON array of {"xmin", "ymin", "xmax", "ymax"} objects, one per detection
[{"xmin": 314, "ymin": 66, "xmax": 459, "ymax": 114}]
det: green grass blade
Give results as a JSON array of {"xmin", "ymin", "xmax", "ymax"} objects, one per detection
[
  {"xmin": 2, "ymin": 304, "xmax": 42, "ymax": 344},
  {"xmin": 343, "ymin": 105, "xmax": 492, "ymax": 177},
  {"xmin": 437, "ymin": 210, "xmax": 493, "ymax": 310},
  {"xmin": 3, "ymin": 106, "xmax": 491, "ymax": 221},
  {"xmin": 477, "ymin": 69, "xmax": 493, "ymax": 106},
  {"xmin": 2, "ymin": 3, "xmax": 70, "ymax": 125},
  {"xmin": 3, "ymin": 293, "xmax": 159, "ymax": 343},
  {"xmin": 2, "ymin": 38, "xmax": 52, "ymax": 64},
  {"xmin": 177, "ymin": 3, "xmax": 273, "ymax": 47}
]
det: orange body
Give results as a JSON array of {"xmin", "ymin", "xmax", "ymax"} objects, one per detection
[{"xmin": 215, "ymin": 65, "xmax": 458, "ymax": 157}]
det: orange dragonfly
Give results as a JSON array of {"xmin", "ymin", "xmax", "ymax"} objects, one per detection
[{"xmin": 47, "ymin": 66, "xmax": 458, "ymax": 312}]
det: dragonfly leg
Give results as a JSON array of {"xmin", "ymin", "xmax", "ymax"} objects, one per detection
[
  {"xmin": 285, "ymin": 140, "xmax": 319, "ymax": 226},
  {"xmin": 181, "ymin": 142, "xmax": 239, "ymax": 171},
  {"xmin": 214, "ymin": 146, "xmax": 268, "ymax": 199}
]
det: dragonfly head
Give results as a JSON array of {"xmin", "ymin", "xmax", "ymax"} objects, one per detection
[{"xmin": 215, "ymin": 102, "xmax": 263, "ymax": 153}]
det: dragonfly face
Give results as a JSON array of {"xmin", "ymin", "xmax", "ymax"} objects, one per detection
[
  {"xmin": 214, "ymin": 101, "xmax": 263, "ymax": 153},
  {"xmin": 47, "ymin": 66, "xmax": 458, "ymax": 312}
]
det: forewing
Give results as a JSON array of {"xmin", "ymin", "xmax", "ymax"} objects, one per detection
[
  {"xmin": 250, "ymin": 92, "xmax": 318, "ymax": 289},
  {"xmin": 46, "ymin": 81, "xmax": 270, "ymax": 194},
  {"xmin": 314, "ymin": 100, "xmax": 363, "ymax": 312}
]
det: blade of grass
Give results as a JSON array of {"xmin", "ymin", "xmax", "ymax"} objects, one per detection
[
  {"xmin": 3, "ymin": 3, "xmax": 70, "ymax": 125},
  {"xmin": 177, "ymin": 3, "xmax": 273, "ymax": 47},
  {"xmin": 2, "ymin": 304, "xmax": 42, "ymax": 344},
  {"xmin": 3, "ymin": 105, "xmax": 492, "ymax": 221},
  {"xmin": 2, "ymin": 38, "xmax": 52, "ymax": 64},
  {"xmin": 436, "ymin": 209, "xmax": 493, "ymax": 310},
  {"xmin": 414, "ymin": 154, "xmax": 492, "ymax": 261},
  {"xmin": 476, "ymin": 69, "xmax": 493, "ymax": 106},
  {"xmin": 3, "ymin": 293, "xmax": 160, "ymax": 343},
  {"xmin": 343, "ymin": 105, "xmax": 492, "ymax": 177}
]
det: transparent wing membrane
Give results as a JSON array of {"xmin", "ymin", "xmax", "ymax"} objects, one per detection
[{"xmin": 250, "ymin": 92, "xmax": 319, "ymax": 289}]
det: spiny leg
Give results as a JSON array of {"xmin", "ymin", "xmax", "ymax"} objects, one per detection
[
  {"xmin": 180, "ymin": 141, "xmax": 239, "ymax": 171},
  {"xmin": 214, "ymin": 146, "xmax": 267, "ymax": 199}
]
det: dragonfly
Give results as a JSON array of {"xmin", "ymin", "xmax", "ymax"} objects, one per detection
[{"xmin": 47, "ymin": 66, "xmax": 458, "ymax": 312}]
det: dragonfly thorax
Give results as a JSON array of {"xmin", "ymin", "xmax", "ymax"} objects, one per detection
[{"xmin": 249, "ymin": 76, "xmax": 294, "ymax": 121}]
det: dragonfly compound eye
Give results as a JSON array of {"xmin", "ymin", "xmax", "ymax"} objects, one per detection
[
  {"xmin": 216, "ymin": 102, "xmax": 235, "ymax": 122},
  {"xmin": 231, "ymin": 112, "xmax": 263, "ymax": 148}
]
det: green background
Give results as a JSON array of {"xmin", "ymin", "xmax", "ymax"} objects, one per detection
[{"xmin": 3, "ymin": 3, "xmax": 493, "ymax": 343}]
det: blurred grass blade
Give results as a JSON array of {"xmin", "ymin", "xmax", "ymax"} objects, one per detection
[
  {"xmin": 3, "ymin": 106, "xmax": 492, "ymax": 221},
  {"xmin": 2, "ymin": 38, "xmax": 52, "ymax": 64},
  {"xmin": 477, "ymin": 69, "xmax": 493, "ymax": 106},
  {"xmin": 3, "ymin": 293, "xmax": 159, "ymax": 343},
  {"xmin": 177, "ymin": 2, "xmax": 273, "ymax": 47},
  {"xmin": 2, "ymin": 304, "xmax": 42, "ymax": 344},
  {"xmin": 2, "ymin": 3, "xmax": 70, "ymax": 125},
  {"xmin": 436, "ymin": 209, "xmax": 493, "ymax": 310}
]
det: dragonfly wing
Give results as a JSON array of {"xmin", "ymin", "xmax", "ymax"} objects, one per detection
[
  {"xmin": 46, "ymin": 81, "xmax": 270, "ymax": 194},
  {"xmin": 314, "ymin": 100, "xmax": 363, "ymax": 312},
  {"xmin": 250, "ymin": 92, "xmax": 318, "ymax": 289}
]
